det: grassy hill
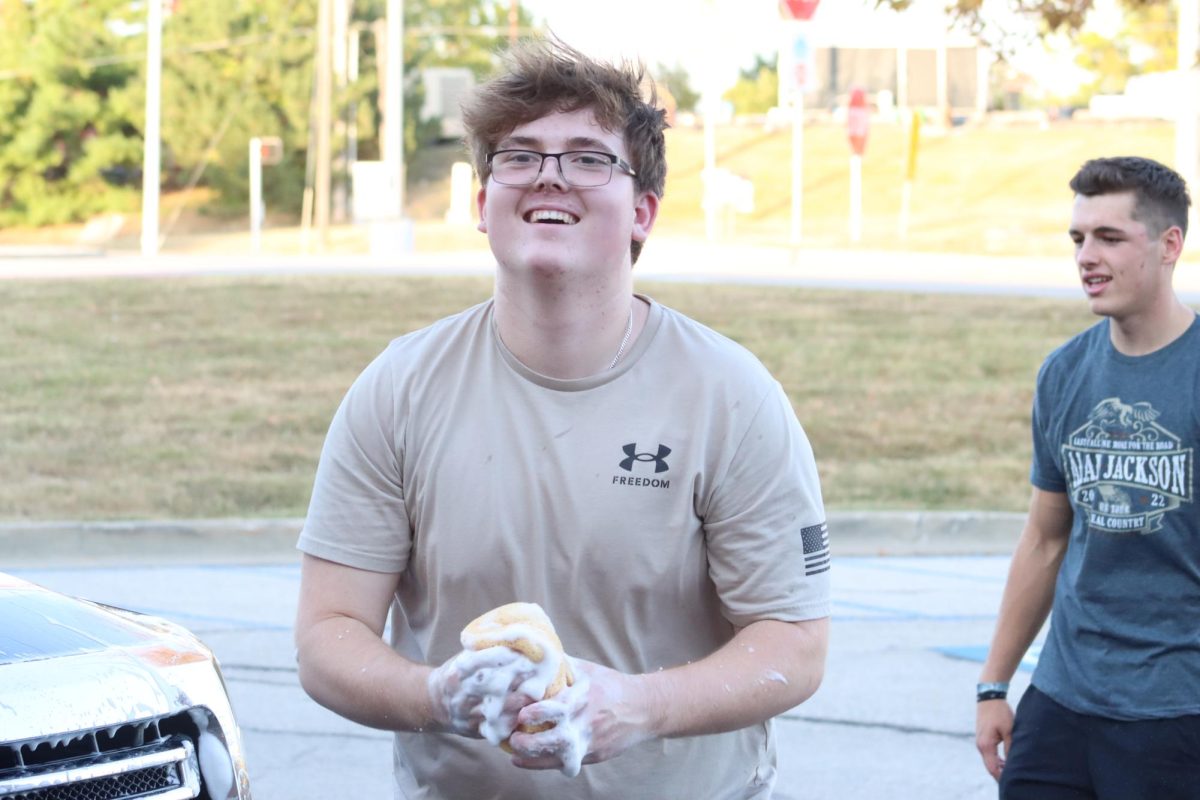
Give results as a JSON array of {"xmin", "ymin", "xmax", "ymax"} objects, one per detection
[
  {"xmin": 401, "ymin": 115, "xmax": 1177, "ymax": 257},
  {"xmin": 0, "ymin": 117, "xmax": 1178, "ymax": 258},
  {"xmin": 656, "ymin": 116, "xmax": 1176, "ymax": 256}
]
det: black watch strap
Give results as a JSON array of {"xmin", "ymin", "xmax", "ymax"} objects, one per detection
[{"xmin": 976, "ymin": 681, "xmax": 1009, "ymax": 702}]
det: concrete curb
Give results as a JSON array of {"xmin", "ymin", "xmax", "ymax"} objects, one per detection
[
  {"xmin": 828, "ymin": 510, "xmax": 1022, "ymax": 556},
  {"xmin": 0, "ymin": 511, "xmax": 1023, "ymax": 568},
  {"xmin": 0, "ymin": 518, "xmax": 305, "ymax": 567},
  {"xmin": 0, "ymin": 245, "xmax": 105, "ymax": 259}
]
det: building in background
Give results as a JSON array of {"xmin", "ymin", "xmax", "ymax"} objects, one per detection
[{"xmin": 799, "ymin": 1, "xmax": 991, "ymax": 121}]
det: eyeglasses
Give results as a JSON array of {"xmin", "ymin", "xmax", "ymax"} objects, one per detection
[{"xmin": 486, "ymin": 149, "xmax": 637, "ymax": 187}]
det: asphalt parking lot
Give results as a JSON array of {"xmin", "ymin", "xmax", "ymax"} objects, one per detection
[
  {"xmin": 4, "ymin": 516, "xmax": 1030, "ymax": 800},
  {"xmin": 2, "ymin": 245, "xmax": 1086, "ymax": 798}
]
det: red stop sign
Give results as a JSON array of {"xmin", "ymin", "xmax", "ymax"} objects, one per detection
[
  {"xmin": 780, "ymin": 0, "xmax": 820, "ymax": 21},
  {"xmin": 847, "ymin": 87, "xmax": 870, "ymax": 156}
]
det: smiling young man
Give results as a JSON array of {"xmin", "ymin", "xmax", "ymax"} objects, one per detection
[
  {"xmin": 293, "ymin": 40, "xmax": 830, "ymax": 799},
  {"xmin": 975, "ymin": 156, "xmax": 1200, "ymax": 798}
]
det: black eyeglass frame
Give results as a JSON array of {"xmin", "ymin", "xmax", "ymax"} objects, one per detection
[{"xmin": 485, "ymin": 149, "xmax": 638, "ymax": 187}]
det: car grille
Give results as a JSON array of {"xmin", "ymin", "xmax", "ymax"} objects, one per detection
[{"xmin": 0, "ymin": 715, "xmax": 201, "ymax": 800}]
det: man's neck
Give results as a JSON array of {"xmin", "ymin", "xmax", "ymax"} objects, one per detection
[
  {"xmin": 493, "ymin": 274, "xmax": 644, "ymax": 380},
  {"xmin": 1109, "ymin": 296, "xmax": 1196, "ymax": 356}
]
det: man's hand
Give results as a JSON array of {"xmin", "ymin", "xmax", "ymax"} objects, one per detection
[
  {"xmin": 976, "ymin": 699, "xmax": 1014, "ymax": 781},
  {"xmin": 506, "ymin": 657, "xmax": 659, "ymax": 778},
  {"xmin": 427, "ymin": 646, "xmax": 541, "ymax": 743}
]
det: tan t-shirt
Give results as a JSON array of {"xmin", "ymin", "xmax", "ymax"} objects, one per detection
[{"xmin": 299, "ymin": 296, "xmax": 830, "ymax": 799}]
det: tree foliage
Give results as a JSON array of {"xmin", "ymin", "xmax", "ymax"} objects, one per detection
[
  {"xmin": 0, "ymin": 0, "xmax": 524, "ymax": 226},
  {"xmin": 874, "ymin": 0, "xmax": 1169, "ymax": 37},
  {"xmin": 0, "ymin": 0, "xmax": 144, "ymax": 225},
  {"xmin": 156, "ymin": 0, "xmax": 317, "ymax": 213},
  {"xmin": 723, "ymin": 55, "xmax": 779, "ymax": 116},
  {"xmin": 655, "ymin": 62, "xmax": 701, "ymax": 114},
  {"xmin": 1073, "ymin": 2, "xmax": 1176, "ymax": 95}
]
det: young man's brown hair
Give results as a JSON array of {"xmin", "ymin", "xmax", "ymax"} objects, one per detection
[
  {"xmin": 462, "ymin": 38, "xmax": 668, "ymax": 263},
  {"xmin": 1069, "ymin": 155, "xmax": 1192, "ymax": 238}
]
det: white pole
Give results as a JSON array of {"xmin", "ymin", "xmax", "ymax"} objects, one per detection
[
  {"xmin": 935, "ymin": 35, "xmax": 948, "ymax": 126},
  {"xmin": 975, "ymin": 46, "xmax": 990, "ymax": 121},
  {"xmin": 385, "ymin": 0, "xmax": 404, "ymax": 219},
  {"xmin": 249, "ymin": 138, "xmax": 263, "ymax": 253},
  {"xmin": 787, "ymin": 18, "xmax": 809, "ymax": 246},
  {"xmin": 703, "ymin": 89, "xmax": 719, "ymax": 242},
  {"xmin": 315, "ymin": 0, "xmax": 332, "ymax": 245},
  {"xmin": 332, "ymin": 0, "xmax": 350, "ymax": 223},
  {"xmin": 1176, "ymin": 0, "xmax": 1199, "ymax": 211},
  {"xmin": 140, "ymin": 0, "xmax": 163, "ymax": 257},
  {"xmin": 701, "ymin": 0, "xmax": 720, "ymax": 242},
  {"xmin": 849, "ymin": 154, "xmax": 862, "ymax": 242},
  {"xmin": 791, "ymin": 94, "xmax": 804, "ymax": 245}
]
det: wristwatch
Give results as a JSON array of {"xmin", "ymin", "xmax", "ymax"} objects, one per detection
[{"xmin": 976, "ymin": 681, "xmax": 1009, "ymax": 702}]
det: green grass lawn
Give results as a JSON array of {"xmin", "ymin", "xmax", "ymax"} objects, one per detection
[
  {"xmin": 0, "ymin": 118, "xmax": 1187, "ymax": 520},
  {"xmin": 0, "ymin": 275, "xmax": 1110, "ymax": 520},
  {"xmin": 654, "ymin": 118, "xmax": 1177, "ymax": 256},
  {"xmin": 0, "ymin": 118, "xmax": 1178, "ymax": 261}
]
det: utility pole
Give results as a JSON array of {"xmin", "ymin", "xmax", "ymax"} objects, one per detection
[
  {"xmin": 140, "ymin": 0, "xmax": 163, "ymax": 257},
  {"xmin": 315, "ymin": 0, "xmax": 334, "ymax": 247},
  {"xmin": 1177, "ymin": 0, "xmax": 1199, "ymax": 220},
  {"xmin": 509, "ymin": 0, "xmax": 519, "ymax": 44},
  {"xmin": 332, "ymin": 0, "xmax": 350, "ymax": 223},
  {"xmin": 385, "ymin": 0, "xmax": 404, "ymax": 221}
]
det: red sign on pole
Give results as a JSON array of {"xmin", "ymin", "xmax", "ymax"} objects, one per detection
[
  {"xmin": 847, "ymin": 86, "xmax": 870, "ymax": 156},
  {"xmin": 780, "ymin": 0, "xmax": 820, "ymax": 21}
]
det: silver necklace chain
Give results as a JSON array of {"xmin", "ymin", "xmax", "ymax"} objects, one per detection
[{"xmin": 608, "ymin": 306, "xmax": 634, "ymax": 370}]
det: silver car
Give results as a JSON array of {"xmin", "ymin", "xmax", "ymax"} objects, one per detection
[{"xmin": 0, "ymin": 572, "xmax": 252, "ymax": 799}]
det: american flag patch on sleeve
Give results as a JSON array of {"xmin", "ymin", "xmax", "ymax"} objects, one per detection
[{"xmin": 801, "ymin": 522, "xmax": 830, "ymax": 576}]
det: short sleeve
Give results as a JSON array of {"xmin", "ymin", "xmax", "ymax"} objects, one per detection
[
  {"xmin": 1030, "ymin": 361, "xmax": 1066, "ymax": 494},
  {"xmin": 703, "ymin": 382, "xmax": 831, "ymax": 626},
  {"xmin": 297, "ymin": 348, "xmax": 413, "ymax": 573}
]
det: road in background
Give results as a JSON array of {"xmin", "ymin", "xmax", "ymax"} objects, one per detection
[
  {"xmin": 4, "ymin": 240, "xmax": 1200, "ymax": 303},
  {"xmin": 6, "ymin": 543, "xmax": 1031, "ymax": 799},
  {"xmin": 0, "ymin": 245, "xmax": 1070, "ymax": 797}
]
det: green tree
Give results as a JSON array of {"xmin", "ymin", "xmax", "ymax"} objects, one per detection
[
  {"xmin": 163, "ymin": 0, "xmax": 526, "ymax": 214},
  {"xmin": 154, "ymin": 0, "xmax": 317, "ymax": 214},
  {"xmin": 0, "ymin": 0, "xmax": 144, "ymax": 226},
  {"xmin": 655, "ymin": 61, "xmax": 700, "ymax": 114},
  {"xmin": 723, "ymin": 55, "xmax": 779, "ymax": 116},
  {"xmin": 874, "ymin": 1, "xmax": 1170, "ymax": 37},
  {"xmin": 1074, "ymin": 3, "xmax": 1177, "ymax": 95},
  {"xmin": 353, "ymin": 0, "xmax": 533, "ymax": 151},
  {"xmin": 0, "ymin": 0, "xmax": 526, "ymax": 226}
]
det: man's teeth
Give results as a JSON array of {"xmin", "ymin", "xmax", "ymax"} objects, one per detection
[
  {"xmin": 1086, "ymin": 276, "xmax": 1110, "ymax": 284},
  {"xmin": 528, "ymin": 210, "xmax": 578, "ymax": 225}
]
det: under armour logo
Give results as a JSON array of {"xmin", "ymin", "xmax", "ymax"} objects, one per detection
[{"xmin": 619, "ymin": 443, "xmax": 671, "ymax": 473}]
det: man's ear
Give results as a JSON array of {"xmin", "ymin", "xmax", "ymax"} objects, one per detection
[
  {"xmin": 1161, "ymin": 224, "xmax": 1184, "ymax": 267},
  {"xmin": 476, "ymin": 186, "xmax": 488, "ymax": 233},
  {"xmin": 631, "ymin": 191, "xmax": 660, "ymax": 244}
]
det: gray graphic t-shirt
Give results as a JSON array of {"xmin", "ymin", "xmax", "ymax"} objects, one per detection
[{"xmin": 1030, "ymin": 314, "xmax": 1200, "ymax": 719}]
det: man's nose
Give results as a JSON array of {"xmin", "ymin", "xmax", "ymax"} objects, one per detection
[
  {"xmin": 1076, "ymin": 237, "xmax": 1099, "ymax": 266},
  {"xmin": 533, "ymin": 154, "xmax": 568, "ymax": 188}
]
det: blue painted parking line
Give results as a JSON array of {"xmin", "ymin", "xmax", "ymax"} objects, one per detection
[
  {"xmin": 834, "ymin": 607, "xmax": 998, "ymax": 623},
  {"xmin": 6, "ymin": 561, "xmax": 299, "ymax": 575},
  {"xmin": 126, "ymin": 605, "xmax": 293, "ymax": 633},
  {"xmin": 176, "ymin": 563, "xmax": 300, "ymax": 580},
  {"xmin": 935, "ymin": 643, "xmax": 1041, "ymax": 670},
  {"xmin": 845, "ymin": 557, "xmax": 1009, "ymax": 584}
]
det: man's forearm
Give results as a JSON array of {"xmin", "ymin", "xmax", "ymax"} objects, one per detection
[
  {"xmin": 296, "ymin": 615, "xmax": 437, "ymax": 732},
  {"xmin": 641, "ymin": 617, "xmax": 828, "ymax": 739},
  {"xmin": 980, "ymin": 492, "xmax": 1072, "ymax": 683},
  {"xmin": 980, "ymin": 548, "xmax": 1060, "ymax": 682}
]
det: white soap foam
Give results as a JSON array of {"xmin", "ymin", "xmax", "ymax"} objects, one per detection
[{"xmin": 763, "ymin": 669, "xmax": 789, "ymax": 685}]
